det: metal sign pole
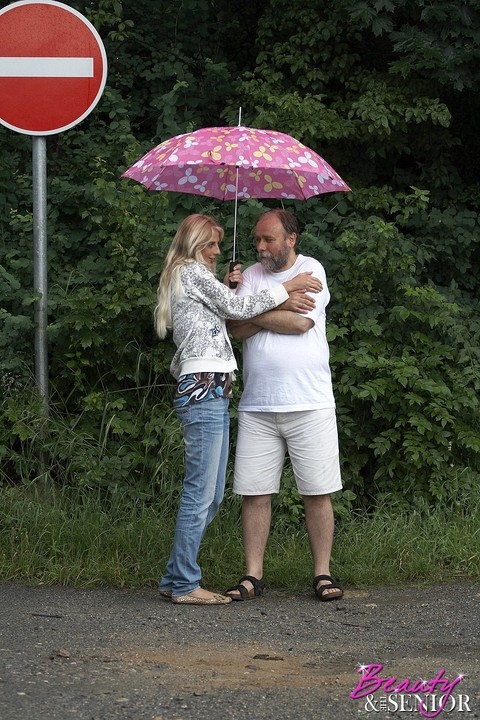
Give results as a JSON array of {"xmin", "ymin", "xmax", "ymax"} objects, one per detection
[
  {"xmin": 1, "ymin": 0, "xmax": 107, "ymax": 442},
  {"xmin": 32, "ymin": 135, "xmax": 49, "ymax": 418}
]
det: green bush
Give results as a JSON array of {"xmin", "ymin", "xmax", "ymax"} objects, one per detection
[{"xmin": 1, "ymin": 0, "xmax": 479, "ymax": 517}]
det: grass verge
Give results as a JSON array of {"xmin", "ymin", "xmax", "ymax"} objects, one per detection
[{"xmin": 0, "ymin": 482, "xmax": 479, "ymax": 590}]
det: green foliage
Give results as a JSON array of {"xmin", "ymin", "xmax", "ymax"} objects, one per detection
[
  {"xmin": 1, "ymin": 0, "xmax": 479, "ymax": 519},
  {"xmin": 389, "ymin": 1, "xmax": 480, "ymax": 91},
  {"xmin": 323, "ymin": 211, "xmax": 480, "ymax": 505},
  {"xmin": 0, "ymin": 377, "xmax": 185, "ymax": 505}
]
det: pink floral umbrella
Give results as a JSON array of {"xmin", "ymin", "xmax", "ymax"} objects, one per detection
[{"xmin": 122, "ymin": 120, "xmax": 350, "ymax": 271}]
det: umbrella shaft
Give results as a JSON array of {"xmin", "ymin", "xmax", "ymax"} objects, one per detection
[{"xmin": 232, "ymin": 166, "xmax": 239, "ymax": 262}]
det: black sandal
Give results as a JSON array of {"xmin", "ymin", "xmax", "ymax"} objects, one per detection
[
  {"xmin": 313, "ymin": 574, "xmax": 344, "ymax": 601},
  {"xmin": 225, "ymin": 575, "xmax": 265, "ymax": 601}
]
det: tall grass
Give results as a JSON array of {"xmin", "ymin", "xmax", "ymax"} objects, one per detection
[
  {"xmin": 1, "ymin": 481, "xmax": 479, "ymax": 590},
  {"xmin": 0, "ymin": 484, "xmax": 173, "ymax": 587},
  {"xmin": 2, "ymin": 377, "xmax": 479, "ymax": 590}
]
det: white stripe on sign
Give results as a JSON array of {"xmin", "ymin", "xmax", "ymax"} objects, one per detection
[{"xmin": 0, "ymin": 57, "xmax": 94, "ymax": 78}]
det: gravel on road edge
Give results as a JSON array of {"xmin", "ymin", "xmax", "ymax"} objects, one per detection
[{"xmin": 0, "ymin": 581, "xmax": 479, "ymax": 719}]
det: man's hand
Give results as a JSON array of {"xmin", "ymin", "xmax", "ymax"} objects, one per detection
[
  {"xmin": 280, "ymin": 290, "xmax": 316, "ymax": 314},
  {"xmin": 283, "ymin": 272, "xmax": 323, "ymax": 294}
]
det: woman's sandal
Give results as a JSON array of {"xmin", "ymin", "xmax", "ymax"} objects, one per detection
[
  {"xmin": 313, "ymin": 574, "xmax": 344, "ymax": 602},
  {"xmin": 225, "ymin": 575, "xmax": 265, "ymax": 601}
]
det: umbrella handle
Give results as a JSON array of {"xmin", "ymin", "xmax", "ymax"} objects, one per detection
[{"xmin": 229, "ymin": 260, "xmax": 238, "ymax": 289}]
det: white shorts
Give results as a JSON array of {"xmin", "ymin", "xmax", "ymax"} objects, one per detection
[{"xmin": 233, "ymin": 408, "xmax": 342, "ymax": 496}]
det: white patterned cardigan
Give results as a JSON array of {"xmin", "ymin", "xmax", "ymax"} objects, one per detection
[{"xmin": 169, "ymin": 261, "xmax": 288, "ymax": 379}]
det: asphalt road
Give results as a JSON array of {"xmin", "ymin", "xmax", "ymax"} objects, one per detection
[{"xmin": 0, "ymin": 581, "xmax": 479, "ymax": 719}]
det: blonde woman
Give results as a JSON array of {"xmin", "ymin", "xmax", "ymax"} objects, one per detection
[{"xmin": 155, "ymin": 213, "xmax": 321, "ymax": 605}]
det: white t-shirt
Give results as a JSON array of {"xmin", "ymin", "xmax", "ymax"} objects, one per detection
[{"xmin": 236, "ymin": 254, "xmax": 336, "ymax": 412}]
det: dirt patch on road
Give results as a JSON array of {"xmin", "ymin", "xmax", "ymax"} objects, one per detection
[{"xmin": 119, "ymin": 643, "xmax": 352, "ymax": 691}]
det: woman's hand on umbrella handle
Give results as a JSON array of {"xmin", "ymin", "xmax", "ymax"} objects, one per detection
[
  {"xmin": 283, "ymin": 272, "xmax": 323, "ymax": 294},
  {"xmin": 224, "ymin": 262, "xmax": 243, "ymax": 289}
]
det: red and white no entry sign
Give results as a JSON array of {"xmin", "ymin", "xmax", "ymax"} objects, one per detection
[{"xmin": 0, "ymin": 0, "xmax": 107, "ymax": 135}]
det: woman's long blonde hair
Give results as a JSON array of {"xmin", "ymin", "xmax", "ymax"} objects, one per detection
[{"xmin": 154, "ymin": 213, "xmax": 224, "ymax": 338}]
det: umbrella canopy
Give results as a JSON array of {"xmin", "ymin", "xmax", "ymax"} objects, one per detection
[
  {"xmin": 122, "ymin": 122, "xmax": 350, "ymax": 276},
  {"xmin": 122, "ymin": 125, "xmax": 350, "ymax": 201}
]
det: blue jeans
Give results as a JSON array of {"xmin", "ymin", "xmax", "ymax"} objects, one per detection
[{"xmin": 159, "ymin": 397, "xmax": 230, "ymax": 597}]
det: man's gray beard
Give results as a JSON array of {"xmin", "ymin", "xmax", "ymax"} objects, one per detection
[{"xmin": 259, "ymin": 247, "xmax": 290, "ymax": 271}]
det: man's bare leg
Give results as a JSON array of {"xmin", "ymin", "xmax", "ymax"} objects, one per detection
[
  {"xmin": 303, "ymin": 494, "xmax": 342, "ymax": 598},
  {"xmin": 225, "ymin": 494, "xmax": 272, "ymax": 598}
]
